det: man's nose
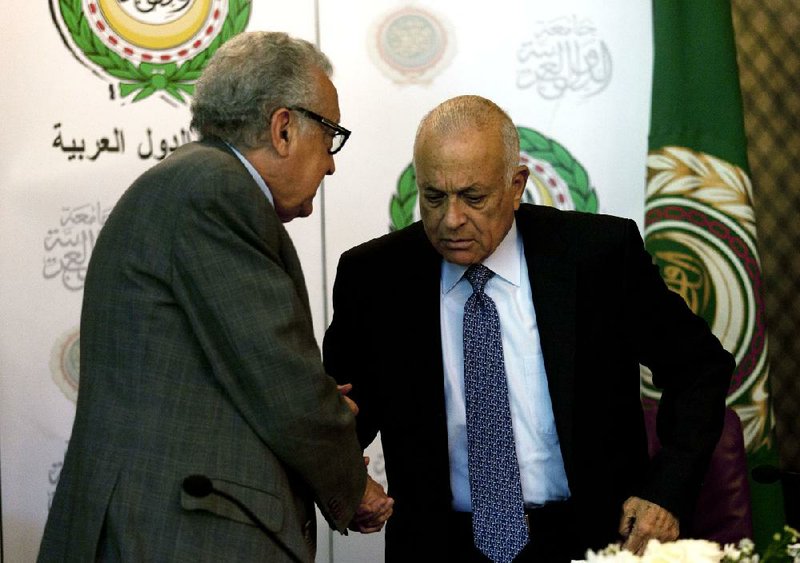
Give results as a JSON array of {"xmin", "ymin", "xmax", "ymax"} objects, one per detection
[
  {"xmin": 326, "ymin": 153, "xmax": 336, "ymax": 176},
  {"xmin": 443, "ymin": 198, "xmax": 466, "ymax": 228}
]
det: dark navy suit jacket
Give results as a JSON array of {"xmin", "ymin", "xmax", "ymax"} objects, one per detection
[{"xmin": 324, "ymin": 203, "xmax": 734, "ymax": 560}]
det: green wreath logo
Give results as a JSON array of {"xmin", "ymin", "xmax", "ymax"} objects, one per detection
[
  {"xmin": 389, "ymin": 126, "xmax": 598, "ymax": 231},
  {"xmin": 53, "ymin": 0, "xmax": 251, "ymax": 103}
]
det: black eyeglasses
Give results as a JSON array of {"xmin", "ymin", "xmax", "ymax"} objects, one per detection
[{"xmin": 288, "ymin": 106, "xmax": 351, "ymax": 155}]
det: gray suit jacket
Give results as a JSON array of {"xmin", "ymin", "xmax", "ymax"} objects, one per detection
[{"xmin": 38, "ymin": 139, "xmax": 366, "ymax": 562}]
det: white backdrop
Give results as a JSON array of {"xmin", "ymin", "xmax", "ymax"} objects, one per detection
[{"xmin": 0, "ymin": 2, "xmax": 652, "ymax": 561}]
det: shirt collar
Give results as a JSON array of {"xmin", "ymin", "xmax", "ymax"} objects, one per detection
[
  {"xmin": 225, "ymin": 142, "xmax": 275, "ymax": 207},
  {"xmin": 441, "ymin": 220, "xmax": 522, "ymax": 294}
]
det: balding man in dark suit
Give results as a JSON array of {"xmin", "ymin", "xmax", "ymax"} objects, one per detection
[{"xmin": 323, "ymin": 95, "xmax": 733, "ymax": 562}]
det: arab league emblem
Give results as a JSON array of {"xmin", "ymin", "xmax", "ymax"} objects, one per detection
[
  {"xmin": 50, "ymin": 327, "xmax": 81, "ymax": 403},
  {"xmin": 641, "ymin": 146, "xmax": 770, "ymax": 451},
  {"xmin": 50, "ymin": 0, "xmax": 251, "ymax": 103},
  {"xmin": 369, "ymin": 5, "xmax": 455, "ymax": 85},
  {"xmin": 389, "ymin": 126, "xmax": 598, "ymax": 230}
]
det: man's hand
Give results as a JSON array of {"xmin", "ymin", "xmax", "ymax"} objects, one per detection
[
  {"xmin": 349, "ymin": 473, "xmax": 394, "ymax": 534},
  {"xmin": 337, "ymin": 383, "xmax": 359, "ymax": 416},
  {"xmin": 619, "ymin": 496, "xmax": 679, "ymax": 555}
]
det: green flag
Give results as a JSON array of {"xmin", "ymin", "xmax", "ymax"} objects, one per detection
[{"xmin": 643, "ymin": 0, "xmax": 784, "ymax": 548}]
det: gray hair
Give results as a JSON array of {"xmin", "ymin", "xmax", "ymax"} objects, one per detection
[
  {"xmin": 190, "ymin": 31, "xmax": 332, "ymax": 149},
  {"xmin": 414, "ymin": 95, "xmax": 520, "ymax": 178}
]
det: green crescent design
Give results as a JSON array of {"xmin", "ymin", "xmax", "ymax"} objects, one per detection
[{"xmin": 58, "ymin": 0, "xmax": 251, "ymax": 103}]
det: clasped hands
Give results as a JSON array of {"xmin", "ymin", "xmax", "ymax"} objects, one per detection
[
  {"xmin": 619, "ymin": 496, "xmax": 679, "ymax": 555},
  {"xmin": 350, "ymin": 462, "xmax": 394, "ymax": 533},
  {"xmin": 338, "ymin": 384, "xmax": 394, "ymax": 533}
]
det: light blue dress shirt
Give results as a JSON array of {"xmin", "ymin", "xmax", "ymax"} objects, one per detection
[
  {"xmin": 226, "ymin": 142, "xmax": 275, "ymax": 206},
  {"xmin": 440, "ymin": 220, "xmax": 571, "ymax": 511}
]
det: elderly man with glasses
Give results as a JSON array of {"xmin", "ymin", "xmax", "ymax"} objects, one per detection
[{"xmin": 38, "ymin": 31, "xmax": 391, "ymax": 563}]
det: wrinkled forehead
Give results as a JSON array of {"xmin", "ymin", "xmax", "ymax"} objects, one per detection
[
  {"xmin": 415, "ymin": 126, "xmax": 505, "ymax": 168},
  {"xmin": 415, "ymin": 138, "xmax": 510, "ymax": 193}
]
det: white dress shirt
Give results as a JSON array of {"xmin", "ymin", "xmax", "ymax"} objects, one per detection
[{"xmin": 440, "ymin": 220, "xmax": 571, "ymax": 511}]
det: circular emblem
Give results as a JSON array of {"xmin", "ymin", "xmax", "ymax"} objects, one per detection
[
  {"xmin": 369, "ymin": 6, "xmax": 454, "ymax": 84},
  {"xmin": 51, "ymin": 0, "xmax": 251, "ymax": 102},
  {"xmin": 91, "ymin": 0, "xmax": 224, "ymax": 62},
  {"xmin": 641, "ymin": 146, "xmax": 769, "ymax": 450},
  {"xmin": 517, "ymin": 127, "xmax": 598, "ymax": 212},
  {"xmin": 389, "ymin": 126, "xmax": 598, "ymax": 230},
  {"xmin": 50, "ymin": 327, "xmax": 81, "ymax": 403}
]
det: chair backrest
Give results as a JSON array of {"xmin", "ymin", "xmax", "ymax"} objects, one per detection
[{"xmin": 643, "ymin": 406, "xmax": 754, "ymax": 544}]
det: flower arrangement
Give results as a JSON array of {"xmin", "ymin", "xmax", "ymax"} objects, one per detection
[{"xmin": 575, "ymin": 525, "xmax": 799, "ymax": 563}]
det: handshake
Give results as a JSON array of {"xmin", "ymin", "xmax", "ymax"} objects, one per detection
[
  {"xmin": 339, "ymin": 385, "xmax": 394, "ymax": 534},
  {"xmin": 348, "ymin": 458, "xmax": 394, "ymax": 534}
]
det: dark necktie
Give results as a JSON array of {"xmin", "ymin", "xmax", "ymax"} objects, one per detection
[{"xmin": 463, "ymin": 263, "xmax": 529, "ymax": 563}]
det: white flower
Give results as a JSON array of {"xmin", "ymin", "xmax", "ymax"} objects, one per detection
[
  {"xmin": 722, "ymin": 543, "xmax": 742, "ymax": 559},
  {"xmin": 640, "ymin": 538, "xmax": 723, "ymax": 562},
  {"xmin": 573, "ymin": 531, "xmax": 794, "ymax": 563},
  {"xmin": 787, "ymin": 541, "xmax": 799, "ymax": 562},
  {"xmin": 722, "ymin": 539, "xmax": 760, "ymax": 562},
  {"xmin": 577, "ymin": 544, "xmax": 641, "ymax": 562},
  {"xmin": 738, "ymin": 538, "xmax": 756, "ymax": 554}
]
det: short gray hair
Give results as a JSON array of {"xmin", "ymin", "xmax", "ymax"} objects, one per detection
[
  {"xmin": 190, "ymin": 31, "xmax": 332, "ymax": 149},
  {"xmin": 414, "ymin": 95, "xmax": 520, "ymax": 176}
]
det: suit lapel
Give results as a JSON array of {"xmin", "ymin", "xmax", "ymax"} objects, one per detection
[
  {"xmin": 518, "ymin": 206, "xmax": 577, "ymax": 477},
  {"xmin": 211, "ymin": 137, "xmax": 314, "ymax": 328},
  {"xmin": 410, "ymin": 224, "xmax": 447, "ymax": 421},
  {"xmin": 277, "ymin": 227, "xmax": 313, "ymax": 326},
  {"xmin": 406, "ymin": 225, "xmax": 454, "ymax": 504}
]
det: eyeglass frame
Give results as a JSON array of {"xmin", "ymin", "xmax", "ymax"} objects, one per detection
[{"xmin": 287, "ymin": 106, "xmax": 351, "ymax": 155}]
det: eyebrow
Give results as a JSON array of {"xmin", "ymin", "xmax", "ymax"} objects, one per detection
[{"xmin": 421, "ymin": 185, "xmax": 484, "ymax": 193}]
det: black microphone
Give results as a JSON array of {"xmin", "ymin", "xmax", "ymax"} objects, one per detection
[{"xmin": 182, "ymin": 475, "xmax": 303, "ymax": 563}]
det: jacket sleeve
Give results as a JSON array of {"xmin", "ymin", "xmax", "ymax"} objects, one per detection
[
  {"xmin": 170, "ymin": 168, "xmax": 366, "ymax": 532},
  {"xmin": 624, "ymin": 218, "xmax": 735, "ymax": 521},
  {"xmin": 322, "ymin": 249, "xmax": 382, "ymax": 451}
]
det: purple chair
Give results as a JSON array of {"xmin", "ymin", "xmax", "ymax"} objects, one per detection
[{"xmin": 643, "ymin": 406, "xmax": 754, "ymax": 544}]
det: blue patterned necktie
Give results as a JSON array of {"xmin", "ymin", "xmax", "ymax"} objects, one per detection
[{"xmin": 463, "ymin": 263, "xmax": 529, "ymax": 563}]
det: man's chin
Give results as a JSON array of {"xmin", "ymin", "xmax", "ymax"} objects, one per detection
[
  {"xmin": 277, "ymin": 204, "xmax": 313, "ymax": 223},
  {"xmin": 438, "ymin": 248, "xmax": 481, "ymax": 266}
]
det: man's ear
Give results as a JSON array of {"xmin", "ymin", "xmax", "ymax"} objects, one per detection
[
  {"xmin": 512, "ymin": 164, "xmax": 529, "ymax": 208},
  {"xmin": 270, "ymin": 108, "xmax": 292, "ymax": 157}
]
